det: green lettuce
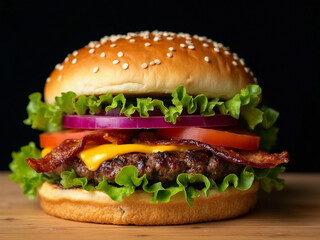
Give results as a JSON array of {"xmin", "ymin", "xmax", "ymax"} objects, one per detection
[
  {"xmin": 25, "ymin": 85, "xmax": 266, "ymax": 131},
  {"xmin": 8, "ymin": 142, "xmax": 58, "ymax": 199},
  {"xmin": 253, "ymin": 106, "xmax": 280, "ymax": 151},
  {"xmin": 60, "ymin": 165, "xmax": 285, "ymax": 207},
  {"xmin": 24, "ymin": 93, "xmax": 63, "ymax": 132}
]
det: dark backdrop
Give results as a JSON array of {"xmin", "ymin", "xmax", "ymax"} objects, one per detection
[{"xmin": 1, "ymin": 0, "xmax": 319, "ymax": 171}]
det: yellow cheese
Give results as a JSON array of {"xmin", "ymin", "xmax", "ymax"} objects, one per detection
[
  {"xmin": 41, "ymin": 144, "xmax": 199, "ymax": 171},
  {"xmin": 79, "ymin": 144, "xmax": 198, "ymax": 171},
  {"xmin": 41, "ymin": 147, "xmax": 52, "ymax": 158}
]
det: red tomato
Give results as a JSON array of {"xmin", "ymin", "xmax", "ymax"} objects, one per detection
[
  {"xmin": 39, "ymin": 129, "xmax": 109, "ymax": 148},
  {"xmin": 157, "ymin": 127, "xmax": 260, "ymax": 150},
  {"xmin": 38, "ymin": 129, "xmax": 135, "ymax": 148}
]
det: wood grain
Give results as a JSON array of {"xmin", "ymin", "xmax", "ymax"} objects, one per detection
[{"xmin": 0, "ymin": 172, "xmax": 319, "ymax": 240}]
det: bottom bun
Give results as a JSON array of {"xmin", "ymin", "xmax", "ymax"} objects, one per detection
[{"xmin": 38, "ymin": 181, "xmax": 259, "ymax": 225}]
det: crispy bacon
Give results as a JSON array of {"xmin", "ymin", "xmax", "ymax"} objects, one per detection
[
  {"xmin": 139, "ymin": 138, "xmax": 289, "ymax": 168},
  {"xmin": 26, "ymin": 135, "xmax": 109, "ymax": 173},
  {"xmin": 103, "ymin": 131, "xmax": 132, "ymax": 144}
]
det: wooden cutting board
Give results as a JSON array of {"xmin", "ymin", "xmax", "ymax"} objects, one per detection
[{"xmin": 1, "ymin": 172, "xmax": 319, "ymax": 240}]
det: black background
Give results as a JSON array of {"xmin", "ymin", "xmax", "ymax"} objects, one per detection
[{"xmin": 1, "ymin": 0, "xmax": 319, "ymax": 172}]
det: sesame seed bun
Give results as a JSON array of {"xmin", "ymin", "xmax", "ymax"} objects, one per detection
[
  {"xmin": 44, "ymin": 31, "xmax": 256, "ymax": 104},
  {"xmin": 38, "ymin": 181, "xmax": 259, "ymax": 225}
]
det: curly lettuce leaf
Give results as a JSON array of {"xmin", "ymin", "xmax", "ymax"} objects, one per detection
[
  {"xmin": 219, "ymin": 84, "xmax": 263, "ymax": 129},
  {"xmin": 24, "ymin": 93, "xmax": 63, "ymax": 132},
  {"xmin": 60, "ymin": 165, "xmax": 285, "ymax": 207},
  {"xmin": 24, "ymin": 85, "xmax": 265, "ymax": 131},
  {"xmin": 253, "ymin": 106, "xmax": 280, "ymax": 151},
  {"xmin": 9, "ymin": 142, "xmax": 49, "ymax": 199},
  {"xmin": 254, "ymin": 166, "xmax": 286, "ymax": 192},
  {"xmin": 60, "ymin": 169, "xmax": 95, "ymax": 191}
]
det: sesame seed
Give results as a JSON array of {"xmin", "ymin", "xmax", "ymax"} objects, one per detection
[
  {"xmin": 95, "ymin": 44, "xmax": 101, "ymax": 48},
  {"xmin": 167, "ymin": 52, "xmax": 173, "ymax": 58},
  {"xmin": 224, "ymin": 50, "xmax": 231, "ymax": 55},
  {"xmin": 145, "ymin": 42, "xmax": 151, "ymax": 47},
  {"xmin": 154, "ymin": 59, "xmax": 161, "ymax": 64},
  {"xmin": 110, "ymin": 43, "xmax": 117, "ymax": 48},
  {"xmin": 100, "ymin": 38, "xmax": 107, "ymax": 44},
  {"xmin": 233, "ymin": 53, "xmax": 239, "ymax": 60},
  {"xmin": 186, "ymin": 40, "xmax": 193, "ymax": 45},
  {"xmin": 72, "ymin": 50, "xmax": 78, "ymax": 56},
  {"xmin": 149, "ymin": 61, "xmax": 155, "ymax": 66},
  {"xmin": 168, "ymin": 47, "xmax": 175, "ymax": 51},
  {"xmin": 112, "ymin": 60, "xmax": 119, "ymax": 64},
  {"xmin": 167, "ymin": 36, "xmax": 174, "ymax": 40},
  {"xmin": 72, "ymin": 58, "xmax": 77, "ymax": 64},
  {"xmin": 55, "ymin": 64, "xmax": 61, "ymax": 69},
  {"xmin": 58, "ymin": 75, "xmax": 62, "ymax": 81},
  {"xmin": 100, "ymin": 52, "xmax": 106, "ymax": 58},
  {"xmin": 46, "ymin": 77, "xmax": 51, "ymax": 83},
  {"xmin": 250, "ymin": 71, "xmax": 254, "ymax": 76},
  {"xmin": 214, "ymin": 47, "xmax": 220, "ymax": 53},
  {"xmin": 88, "ymin": 41, "xmax": 96, "ymax": 48},
  {"xmin": 117, "ymin": 51, "xmax": 124, "ymax": 57},
  {"xmin": 64, "ymin": 56, "xmax": 69, "ymax": 62},
  {"xmin": 204, "ymin": 56, "xmax": 210, "ymax": 62},
  {"xmin": 203, "ymin": 43, "xmax": 209, "ymax": 47},
  {"xmin": 129, "ymin": 39, "xmax": 135, "ymax": 43},
  {"xmin": 143, "ymin": 35, "xmax": 149, "ymax": 39},
  {"xmin": 188, "ymin": 45, "xmax": 195, "ymax": 50},
  {"xmin": 232, "ymin": 60, "xmax": 238, "ymax": 66},
  {"xmin": 153, "ymin": 36, "xmax": 161, "ymax": 41},
  {"xmin": 180, "ymin": 43, "xmax": 186, "ymax": 48},
  {"xmin": 244, "ymin": 67, "xmax": 249, "ymax": 73},
  {"xmin": 254, "ymin": 77, "xmax": 258, "ymax": 83},
  {"xmin": 58, "ymin": 65, "xmax": 64, "ymax": 71},
  {"xmin": 239, "ymin": 58, "xmax": 245, "ymax": 65},
  {"xmin": 122, "ymin": 63, "xmax": 129, "ymax": 69},
  {"xmin": 93, "ymin": 66, "xmax": 99, "ymax": 73},
  {"xmin": 141, "ymin": 63, "xmax": 148, "ymax": 69},
  {"xmin": 89, "ymin": 48, "xmax": 95, "ymax": 54}
]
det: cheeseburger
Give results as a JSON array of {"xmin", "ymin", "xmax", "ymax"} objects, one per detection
[{"xmin": 10, "ymin": 30, "xmax": 289, "ymax": 225}]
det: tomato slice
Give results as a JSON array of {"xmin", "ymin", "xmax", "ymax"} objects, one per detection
[
  {"xmin": 157, "ymin": 127, "xmax": 260, "ymax": 150},
  {"xmin": 39, "ymin": 129, "xmax": 108, "ymax": 148}
]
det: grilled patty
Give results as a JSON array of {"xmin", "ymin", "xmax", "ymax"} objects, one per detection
[{"xmin": 52, "ymin": 150, "xmax": 242, "ymax": 184}]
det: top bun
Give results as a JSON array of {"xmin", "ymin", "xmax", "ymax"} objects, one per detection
[{"xmin": 44, "ymin": 31, "xmax": 257, "ymax": 104}]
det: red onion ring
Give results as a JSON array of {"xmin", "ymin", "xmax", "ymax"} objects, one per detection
[{"xmin": 62, "ymin": 114, "xmax": 238, "ymax": 129}]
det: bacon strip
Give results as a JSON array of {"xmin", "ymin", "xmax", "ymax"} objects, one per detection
[
  {"xmin": 103, "ymin": 131, "xmax": 133, "ymax": 144},
  {"xmin": 139, "ymin": 138, "xmax": 289, "ymax": 168},
  {"xmin": 26, "ymin": 135, "xmax": 109, "ymax": 173}
]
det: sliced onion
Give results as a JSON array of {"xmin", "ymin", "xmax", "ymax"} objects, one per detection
[{"xmin": 62, "ymin": 114, "xmax": 238, "ymax": 129}]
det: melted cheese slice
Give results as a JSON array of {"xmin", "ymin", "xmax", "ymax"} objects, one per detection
[{"xmin": 42, "ymin": 144, "xmax": 199, "ymax": 171}]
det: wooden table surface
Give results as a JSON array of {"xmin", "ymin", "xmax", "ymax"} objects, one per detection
[{"xmin": 1, "ymin": 172, "xmax": 319, "ymax": 240}]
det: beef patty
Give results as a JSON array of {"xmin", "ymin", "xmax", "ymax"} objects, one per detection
[{"xmin": 53, "ymin": 150, "xmax": 242, "ymax": 184}]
